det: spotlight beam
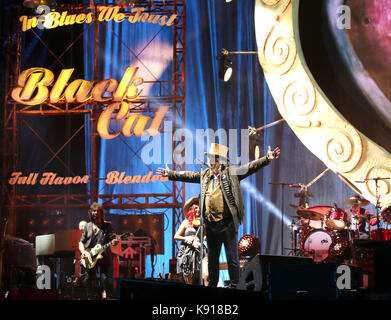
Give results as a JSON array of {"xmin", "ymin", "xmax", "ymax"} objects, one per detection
[{"xmin": 241, "ymin": 180, "xmax": 292, "ymax": 226}]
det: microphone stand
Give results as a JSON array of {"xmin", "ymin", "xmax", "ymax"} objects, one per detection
[
  {"xmin": 374, "ymin": 178, "xmax": 382, "ymax": 232},
  {"xmin": 269, "ymin": 182, "xmax": 294, "ymax": 255},
  {"xmin": 198, "ymin": 160, "xmax": 205, "ymax": 286}
]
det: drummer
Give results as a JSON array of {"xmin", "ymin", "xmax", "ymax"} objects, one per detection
[
  {"xmin": 381, "ymin": 206, "xmax": 391, "ymax": 226},
  {"xmin": 345, "ymin": 194, "xmax": 371, "ymax": 239}
]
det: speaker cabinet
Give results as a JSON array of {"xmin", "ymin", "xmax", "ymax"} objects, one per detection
[
  {"xmin": 237, "ymin": 254, "xmax": 364, "ymax": 299},
  {"xmin": 237, "ymin": 254, "xmax": 314, "ymax": 292},
  {"xmin": 16, "ymin": 210, "xmax": 68, "ymax": 243},
  {"xmin": 269, "ymin": 263, "xmax": 339, "ymax": 300}
]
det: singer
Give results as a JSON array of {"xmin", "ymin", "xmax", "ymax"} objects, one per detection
[{"xmin": 157, "ymin": 143, "xmax": 280, "ymax": 288}]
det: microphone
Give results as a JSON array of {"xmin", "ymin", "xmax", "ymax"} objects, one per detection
[{"xmin": 196, "ymin": 158, "xmax": 210, "ymax": 167}]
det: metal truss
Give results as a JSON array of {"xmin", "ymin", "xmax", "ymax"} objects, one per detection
[{"xmin": 1, "ymin": 1, "xmax": 186, "ymax": 258}]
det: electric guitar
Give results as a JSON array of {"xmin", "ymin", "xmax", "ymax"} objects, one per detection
[{"xmin": 81, "ymin": 232, "xmax": 131, "ymax": 269}]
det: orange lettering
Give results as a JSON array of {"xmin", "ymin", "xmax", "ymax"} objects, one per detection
[{"xmin": 11, "ymin": 68, "xmax": 54, "ymax": 105}]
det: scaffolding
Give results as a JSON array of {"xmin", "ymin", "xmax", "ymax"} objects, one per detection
[{"xmin": 1, "ymin": 1, "xmax": 186, "ymax": 260}]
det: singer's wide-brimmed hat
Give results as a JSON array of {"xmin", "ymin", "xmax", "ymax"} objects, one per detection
[
  {"xmin": 204, "ymin": 143, "xmax": 229, "ymax": 161},
  {"xmin": 183, "ymin": 197, "xmax": 199, "ymax": 218}
]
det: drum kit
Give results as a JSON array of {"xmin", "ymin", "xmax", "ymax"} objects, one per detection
[{"xmin": 288, "ymin": 196, "xmax": 391, "ymax": 263}]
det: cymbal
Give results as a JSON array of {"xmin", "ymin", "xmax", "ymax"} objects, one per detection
[
  {"xmin": 290, "ymin": 204, "xmax": 330, "ymax": 221},
  {"xmin": 307, "ymin": 205, "xmax": 333, "ymax": 215},
  {"xmin": 344, "ymin": 196, "xmax": 370, "ymax": 207},
  {"xmin": 296, "ymin": 209, "xmax": 324, "ymax": 221}
]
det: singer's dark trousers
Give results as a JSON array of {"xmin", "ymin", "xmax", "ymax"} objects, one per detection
[{"xmin": 205, "ymin": 216, "xmax": 240, "ymax": 287}]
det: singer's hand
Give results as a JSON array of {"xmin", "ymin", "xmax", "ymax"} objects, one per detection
[
  {"xmin": 267, "ymin": 146, "xmax": 280, "ymax": 161},
  {"xmin": 157, "ymin": 164, "xmax": 169, "ymax": 177}
]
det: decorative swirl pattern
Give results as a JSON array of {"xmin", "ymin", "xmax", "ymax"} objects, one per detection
[
  {"xmin": 256, "ymin": 0, "xmax": 391, "ymax": 209},
  {"xmin": 259, "ymin": 25, "xmax": 297, "ymax": 76},
  {"xmin": 262, "ymin": 0, "xmax": 291, "ymax": 15},
  {"xmin": 324, "ymin": 120, "xmax": 363, "ymax": 173},
  {"xmin": 262, "ymin": 0, "xmax": 281, "ymax": 5},
  {"xmin": 283, "ymin": 80, "xmax": 316, "ymax": 115}
]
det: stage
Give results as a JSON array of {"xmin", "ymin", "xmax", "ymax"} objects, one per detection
[{"xmin": 2, "ymin": 0, "xmax": 391, "ymax": 305}]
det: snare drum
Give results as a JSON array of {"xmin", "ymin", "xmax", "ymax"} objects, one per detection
[
  {"xmin": 326, "ymin": 208, "xmax": 347, "ymax": 230},
  {"xmin": 301, "ymin": 229, "xmax": 334, "ymax": 263},
  {"xmin": 299, "ymin": 218, "xmax": 324, "ymax": 230},
  {"xmin": 370, "ymin": 228, "xmax": 391, "ymax": 241}
]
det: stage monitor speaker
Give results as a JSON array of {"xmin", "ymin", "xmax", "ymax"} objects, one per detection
[
  {"xmin": 268, "ymin": 263, "xmax": 339, "ymax": 300},
  {"xmin": 237, "ymin": 254, "xmax": 313, "ymax": 292},
  {"xmin": 118, "ymin": 214, "xmax": 164, "ymax": 254},
  {"xmin": 114, "ymin": 278, "xmax": 268, "ymax": 301}
]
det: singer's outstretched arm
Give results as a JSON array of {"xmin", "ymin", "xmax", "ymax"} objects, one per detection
[
  {"xmin": 168, "ymin": 170, "xmax": 201, "ymax": 183},
  {"xmin": 234, "ymin": 156, "xmax": 271, "ymax": 181},
  {"xmin": 156, "ymin": 166, "xmax": 202, "ymax": 183}
]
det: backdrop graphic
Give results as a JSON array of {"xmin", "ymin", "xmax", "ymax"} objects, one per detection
[{"xmin": 1, "ymin": 0, "xmax": 366, "ymax": 288}]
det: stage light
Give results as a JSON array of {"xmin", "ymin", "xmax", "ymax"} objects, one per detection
[
  {"xmin": 23, "ymin": 0, "xmax": 57, "ymax": 9},
  {"xmin": 249, "ymin": 131, "xmax": 263, "ymax": 161},
  {"xmin": 115, "ymin": 0, "xmax": 145, "ymax": 6},
  {"xmin": 217, "ymin": 48, "xmax": 258, "ymax": 82},
  {"xmin": 226, "ymin": 0, "xmax": 233, "ymax": 2},
  {"xmin": 217, "ymin": 48, "xmax": 233, "ymax": 82},
  {"xmin": 28, "ymin": 232, "xmax": 36, "ymax": 239},
  {"xmin": 116, "ymin": 0, "xmax": 131, "ymax": 5},
  {"xmin": 238, "ymin": 234, "xmax": 260, "ymax": 258}
]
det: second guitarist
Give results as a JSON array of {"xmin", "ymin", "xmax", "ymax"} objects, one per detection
[{"xmin": 79, "ymin": 202, "xmax": 119, "ymax": 300}]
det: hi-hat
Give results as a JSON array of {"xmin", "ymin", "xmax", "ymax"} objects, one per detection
[{"xmin": 344, "ymin": 196, "xmax": 370, "ymax": 207}]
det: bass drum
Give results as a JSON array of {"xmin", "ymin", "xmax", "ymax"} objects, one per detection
[{"xmin": 301, "ymin": 229, "xmax": 334, "ymax": 263}]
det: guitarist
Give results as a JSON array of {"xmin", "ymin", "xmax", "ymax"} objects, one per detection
[{"xmin": 79, "ymin": 202, "xmax": 119, "ymax": 299}]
